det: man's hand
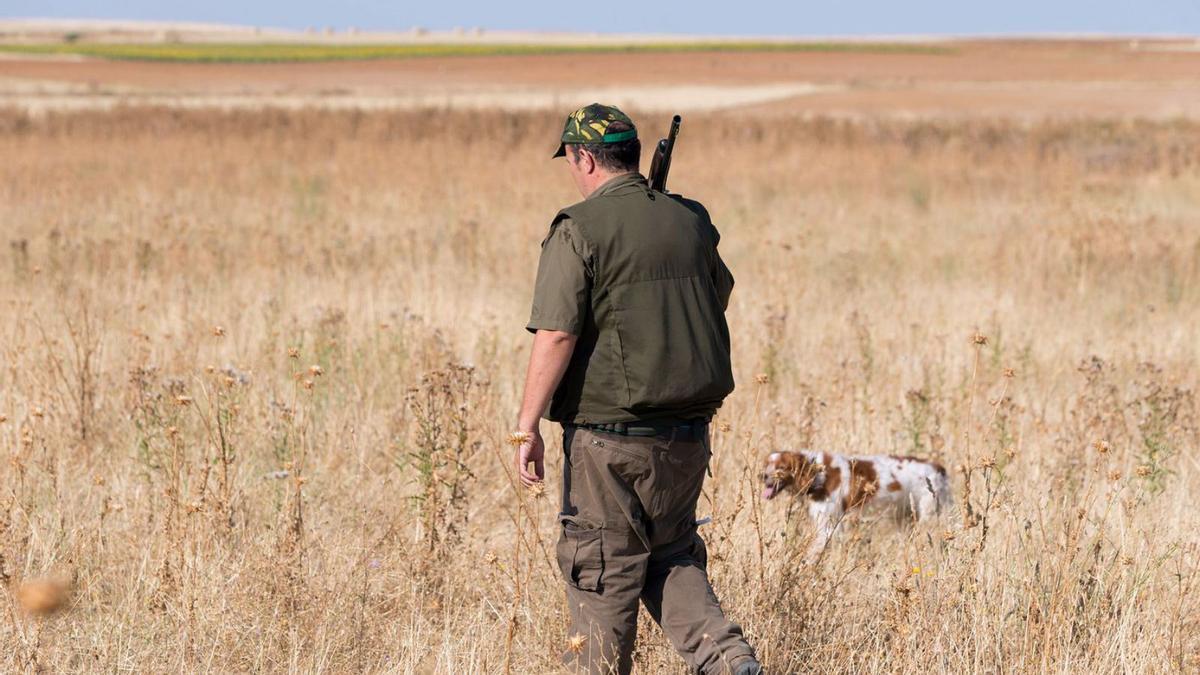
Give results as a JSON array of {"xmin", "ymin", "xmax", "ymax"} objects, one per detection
[
  {"xmin": 516, "ymin": 429, "xmax": 545, "ymax": 486},
  {"xmin": 513, "ymin": 329, "xmax": 577, "ymax": 488}
]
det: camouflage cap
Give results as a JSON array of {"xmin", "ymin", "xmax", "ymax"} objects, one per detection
[{"xmin": 553, "ymin": 103, "xmax": 638, "ymax": 158}]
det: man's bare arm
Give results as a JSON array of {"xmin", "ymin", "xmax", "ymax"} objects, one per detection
[{"xmin": 515, "ymin": 329, "xmax": 578, "ymax": 486}]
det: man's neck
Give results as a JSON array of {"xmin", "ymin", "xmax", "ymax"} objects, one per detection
[{"xmin": 582, "ymin": 170, "xmax": 635, "ymax": 199}]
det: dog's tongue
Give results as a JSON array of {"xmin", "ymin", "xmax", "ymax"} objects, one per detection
[{"xmin": 762, "ymin": 485, "xmax": 778, "ymax": 500}]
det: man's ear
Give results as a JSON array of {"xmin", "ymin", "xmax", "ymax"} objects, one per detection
[{"xmin": 577, "ymin": 148, "xmax": 596, "ymax": 174}]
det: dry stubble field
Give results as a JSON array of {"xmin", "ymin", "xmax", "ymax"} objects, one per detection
[{"xmin": 0, "ymin": 107, "xmax": 1199, "ymax": 673}]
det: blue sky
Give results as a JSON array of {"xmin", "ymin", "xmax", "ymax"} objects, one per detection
[{"xmin": 6, "ymin": 0, "xmax": 1200, "ymax": 36}]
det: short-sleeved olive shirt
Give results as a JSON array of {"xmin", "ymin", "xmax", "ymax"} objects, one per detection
[{"xmin": 527, "ymin": 173, "xmax": 735, "ymax": 424}]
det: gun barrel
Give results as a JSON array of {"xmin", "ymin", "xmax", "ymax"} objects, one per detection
[{"xmin": 648, "ymin": 115, "xmax": 682, "ymax": 193}]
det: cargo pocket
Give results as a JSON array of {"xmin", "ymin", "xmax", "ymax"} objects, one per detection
[{"xmin": 556, "ymin": 515, "xmax": 604, "ymax": 592}]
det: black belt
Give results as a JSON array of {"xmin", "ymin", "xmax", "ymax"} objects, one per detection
[{"xmin": 572, "ymin": 418, "xmax": 709, "ymax": 440}]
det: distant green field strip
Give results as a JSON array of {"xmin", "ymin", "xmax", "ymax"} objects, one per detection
[{"xmin": 0, "ymin": 41, "xmax": 954, "ymax": 63}]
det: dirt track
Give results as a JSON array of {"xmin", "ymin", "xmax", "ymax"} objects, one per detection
[{"xmin": 2, "ymin": 40, "xmax": 1198, "ymax": 118}]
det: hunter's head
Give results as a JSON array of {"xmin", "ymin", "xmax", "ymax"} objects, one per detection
[{"xmin": 554, "ymin": 103, "xmax": 641, "ymax": 198}]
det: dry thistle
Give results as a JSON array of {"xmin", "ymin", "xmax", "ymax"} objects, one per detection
[
  {"xmin": 0, "ymin": 414, "xmax": 6, "ymax": 424},
  {"xmin": 528, "ymin": 482, "xmax": 546, "ymax": 499},
  {"xmin": 16, "ymin": 578, "xmax": 69, "ymax": 616},
  {"xmin": 302, "ymin": 379, "xmax": 314, "ymax": 391},
  {"xmin": 718, "ymin": 421, "xmax": 731, "ymax": 433},
  {"xmin": 212, "ymin": 325, "xmax": 225, "ymax": 337},
  {"xmin": 1093, "ymin": 440, "xmax": 1110, "ymax": 454},
  {"xmin": 506, "ymin": 431, "xmax": 531, "ymax": 447},
  {"xmin": 754, "ymin": 373, "xmax": 770, "ymax": 384},
  {"xmin": 174, "ymin": 395, "xmax": 193, "ymax": 406},
  {"xmin": 567, "ymin": 634, "xmax": 587, "ymax": 654},
  {"xmin": 1002, "ymin": 367, "xmax": 1015, "ymax": 378},
  {"xmin": 287, "ymin": 346, "xmax": 300, "ymax": 359},
  {"xmin": 980, "ymin": 456, "xmax": 996, "ymax": 469},
  {"xmin": 1108, "ymin": 469, "xmax": 1122, "ymax": 482},
  {"xmin": 308, "ymin": 364, "xmax": 324, "ymax": 377},
  {"xmin": 483, "ymin": 551, "xmax": 499, "ymax": 566},
  {"xmin": 972, "ymin": 333, "xmax": 988, "ymax": 346},
  {"xmin": 31, "ymin": 406, "xmax": 44, "ymax": 419},
  {"xmin": 1136, "ymin": 465, "xmax": 1152, "ymax": 477}
]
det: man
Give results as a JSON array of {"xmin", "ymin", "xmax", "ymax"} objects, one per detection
[{"xmin": 513, "ymin": 103, "xmax": 761, "ymax": 675}]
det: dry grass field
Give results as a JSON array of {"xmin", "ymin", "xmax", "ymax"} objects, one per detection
[{"xmin": 1, "ymin": 101, "xmax": 1199, "ymax": 673}]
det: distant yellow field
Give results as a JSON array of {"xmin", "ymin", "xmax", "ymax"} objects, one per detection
[{"xmin": 0, "ymin": 40, "xmax": 953, "ymax": 62}]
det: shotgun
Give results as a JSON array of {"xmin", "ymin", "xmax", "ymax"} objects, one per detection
[{"xmin": 647, "ymin": 114, "xmax": 681, "ymax": 193}]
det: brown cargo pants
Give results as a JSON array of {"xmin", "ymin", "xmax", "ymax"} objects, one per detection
[{"xmin": 556, "ymin": 425, "xmax": 756, "ymax": 675}]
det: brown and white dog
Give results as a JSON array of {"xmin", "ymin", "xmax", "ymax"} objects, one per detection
[{"xmin": 761, "ymin": 451, "xmax": 951, "ymax": 562}]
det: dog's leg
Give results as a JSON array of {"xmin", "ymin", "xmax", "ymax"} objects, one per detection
[{"xmin": 804, "ymin": 502, "xmax": 842, "ymax": 564}]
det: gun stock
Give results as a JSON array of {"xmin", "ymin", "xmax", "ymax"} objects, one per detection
[{"xmin": 648, "ymin": 115, "xmax": 681, "ymax": 193}]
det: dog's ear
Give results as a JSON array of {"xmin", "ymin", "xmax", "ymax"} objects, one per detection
[{"xmin": 778, "ymin": 452, "xmax": 804, "ymax": 477}]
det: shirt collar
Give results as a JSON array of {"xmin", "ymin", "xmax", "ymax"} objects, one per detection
[{"xmin": 587, "ymin": 172, "xmax": 647, "ymax": 200}]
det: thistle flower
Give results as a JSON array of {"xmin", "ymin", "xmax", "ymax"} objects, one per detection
[
  {"xmin": 308, "ymin": 364, "xmax": 324, "ymax": 377},
  {"xmin": 212, "ymin": 326, "xmax": 225, "ymax": 337},
  {"xmin": 483, "ymin": 551, "xmax": 499, "ymax": 565},
  {"xmin": 528, "ymin": 482, "xmax": 546, "ymax": 499},
  {"xmin": 506, "ymin": 431, "xmax": 531, "ymax": 447},
  {"xmin": 1093, "ymin": 440, "xmax": 1110, "ymax": 454},
  {"xmin": 566, "ymin": 634, "xmax": 587, "ymax": 654},
  {"xmin": 754, "ymin": 373, "xmax": 770, "ymax": 384},
  {"xmin": 1136, "ymin": 465, "xmax": 1152, "ymax": 477},
  {"xmin": 1002, "ymin": 367, "xmax": 1015, "ymax": 378},
  {"xmin": 17, "ymin": 579, "xmax": 68, "ymax": 616},
  {"xmin": 972, "ymin": 333, "xmax": 988, "ymax": 346},
  {"xmin": 287, "ymin": 346, "xmax": 300, "ymax": 359}
]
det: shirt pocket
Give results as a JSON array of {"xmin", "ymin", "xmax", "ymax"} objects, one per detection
[{"xmin": 556, "ymin": 515, "xmax": 605, "ymax": 592}]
